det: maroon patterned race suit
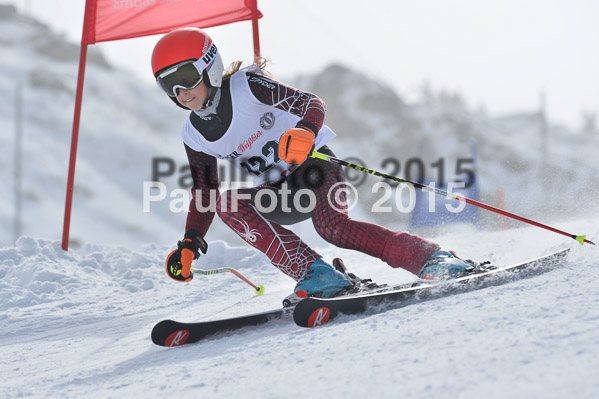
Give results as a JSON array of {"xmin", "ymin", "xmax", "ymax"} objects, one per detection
[{"xmin": 184, "ymin": 72, "xmax": 439, "ymax": 280}]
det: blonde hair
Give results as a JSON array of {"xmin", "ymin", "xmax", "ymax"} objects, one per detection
[{"xmin": 223, "ymin": 57, "xmax": 271, "ymax": 79}]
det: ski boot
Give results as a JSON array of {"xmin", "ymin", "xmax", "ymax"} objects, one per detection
[
  {"xmin": 282, "ymin": 258, "xmax": 353, "ymax": 307},
  {"xmin": 418, "ymin": 250, "xmax": 475, "ymax": 280},
  {"xmin": 332, "ymin": 258, "xmax": 386, "ymax": 292}
]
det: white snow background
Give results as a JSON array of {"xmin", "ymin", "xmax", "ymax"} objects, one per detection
[{"xmin": 1, "ymin": 5, "xmax": 598, "ymax": 398}]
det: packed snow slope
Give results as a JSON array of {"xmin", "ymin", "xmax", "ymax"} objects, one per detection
[{"xmin": 1, "ymin": 217, "xmax": 598, "ymax": 398}]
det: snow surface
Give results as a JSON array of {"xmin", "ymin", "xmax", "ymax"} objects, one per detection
[{"xmin": 1, "ymin": 218, "xmax": 599, "ymax": 398}]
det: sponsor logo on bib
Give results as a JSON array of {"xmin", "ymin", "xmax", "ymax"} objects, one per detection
[{"xmin": 260, "ymin": 112, "xmax": 275, "ymax": 129}]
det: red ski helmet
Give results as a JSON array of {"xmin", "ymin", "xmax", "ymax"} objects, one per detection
[{"xmin": 151, "ymin": 27, "xmax": 224, "ymax": 90}]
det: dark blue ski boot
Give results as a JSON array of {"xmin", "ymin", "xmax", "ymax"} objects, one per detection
[
  {"xmin": 282, "ymin": 258, "xmax": 354, "ymax": 307},
  {"xmin": 295, "ymin": 258, "xmax": 354, "ymax": 297},
  {"xmin": 418, "ymin": 250, "xmax": 473, "ymax": 280}
]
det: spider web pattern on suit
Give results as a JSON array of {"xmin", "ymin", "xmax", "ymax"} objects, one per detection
[
  {"xmin": 247, "ymin": 73, "xmax": 326, "ymax": 129},
  {"xmin": 218, "ymin": 191, "xmax": 320, "ymax": 281}
]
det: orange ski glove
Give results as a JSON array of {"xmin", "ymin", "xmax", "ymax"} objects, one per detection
[
  {"xmin": 165, "ymin": 229, "xmax": 207, "ymax": 282},
  {"xmin": 278, "ymin": 127, "xmax": 315, "ymax": 165}
]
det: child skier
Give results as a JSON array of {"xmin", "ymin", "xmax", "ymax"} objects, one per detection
[{"xmin": 154, "ymin": 28, "xmax": 471, "ymax": 299}]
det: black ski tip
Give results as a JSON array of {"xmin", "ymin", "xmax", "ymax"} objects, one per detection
[
  {"xmin": 151, "ymin": 320, "xmax": 190, "ymax": 347},
  {"xmin": 293, "ymin": 299, "xmax": 333, "ymax": 328}
]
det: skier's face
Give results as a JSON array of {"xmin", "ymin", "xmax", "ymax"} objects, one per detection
[{"xmin": 176, "ymin": 81, "xmax": 209, "ymax": 111}]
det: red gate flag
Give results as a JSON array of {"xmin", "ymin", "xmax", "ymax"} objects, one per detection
[
  {"xmin": 82, "ymin": 0, "xmax": 263, "ymax": 44},
  {"xmin": 63, "ymin": 0, "xmax": 262, "ymax": 250}
]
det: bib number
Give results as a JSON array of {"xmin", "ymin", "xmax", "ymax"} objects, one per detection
[{"xmin": 240, "ymin": 140, "xmax": 280, "ymax": 176}]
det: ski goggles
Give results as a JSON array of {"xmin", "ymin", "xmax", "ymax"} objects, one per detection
[{"xmin": 156, "ymin": 60, "xmax": 204, "ymax": 97}]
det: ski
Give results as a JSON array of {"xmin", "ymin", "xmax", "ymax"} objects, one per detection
[
  {"xmin": 293, "ymin": 248, "xmax": 570, "ymax": 328},
  {"xmin": 152, "ymin": 249, "xmax": 570, "ymax": 345},
  {"xmin": 151, "ymin": 306, "xmax": 294, "ymax": 347}
]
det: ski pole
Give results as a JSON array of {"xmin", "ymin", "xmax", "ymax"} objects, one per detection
[
  {"xmin": 310, "ymin": 150, "xmax": 595, "ymax": 246},
  {"xmin": 191, "ymin": 267, "xmax": 265, "ymax": 295}
]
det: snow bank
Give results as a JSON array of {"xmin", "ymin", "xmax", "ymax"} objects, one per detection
[{"xmin": 0, "ymin": 237, "xmax": 159, "ymax": 311}]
